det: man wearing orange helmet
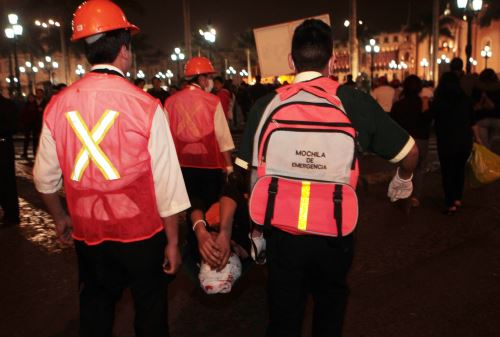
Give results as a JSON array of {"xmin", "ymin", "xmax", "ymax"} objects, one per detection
[
  {"xmin": 33, "ymin": 1, "xmax": 190, "ymax": 336},
  {"xmin": 165, "ymin": 57, "xmax": 235, "ymax": 271}
]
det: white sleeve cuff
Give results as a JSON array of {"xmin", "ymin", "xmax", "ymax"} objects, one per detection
[
  {"xmin": 234, "ymin": 157, "xmax": 249, "ymax": 170},
  {"xmin": 389, "ymin": 136, "xmax": 415, "ymax": 163}
]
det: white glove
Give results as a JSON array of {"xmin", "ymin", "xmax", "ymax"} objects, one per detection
[{"xmin": 387, "ymin": 168, "xmax": 413, "ymax": 202}]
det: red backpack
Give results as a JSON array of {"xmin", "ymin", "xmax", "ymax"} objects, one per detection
[{"xmin": 248, "ymin": 77, "xmax": 359, "ymax": 237}]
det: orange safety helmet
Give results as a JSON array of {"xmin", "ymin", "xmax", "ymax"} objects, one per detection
[
  {"xmin": 71, "ymin": 0, "xmax": 140, "ymax": 42},
  {"xmin": 184, "ymin": 57, "xmax": 215, "ymax": 77}
]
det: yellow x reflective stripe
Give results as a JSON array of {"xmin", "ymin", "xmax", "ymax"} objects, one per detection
[
  {"xmin": 297, "ymin": 181, "xmax": 311, "ymax": 231},
  {"xmin": 66, "ymin": 110, "xmax": 120, "ymax": 182}
]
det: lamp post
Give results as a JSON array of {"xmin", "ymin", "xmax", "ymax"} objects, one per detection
[
  {"xmin": 436, "ymin": 54, "xmax": 451, "ymax": 65},
  {"xmin": 38, "ymin": 56, "xmax": 59, "ymax": 84},
  {"xmin": 365, "ymin": 38, "xmax": 380, "ymax": 84},
  {"xmin": 239, "ymin": 69, "xmax": 249, "ymax": 78},
  {"xmin": 19, "ymin": 61, "xmax": 38, "ymax": 94},
  {"xmin": 5, "ymin": 77, "xmax": 19, "ymax": 96},
  {"xmin": 75, "ymin": 64, "xmax": 86, "ymax": 78},
  {"xmin": 171, "ymin": 47, "xmax": 185, "ymax": 81},
  {"xmin": 225, "ymin": 66, "xmax": 236, "ymax": 79},
  {"xmin": 389, "ymin": 59, "xmax": 398, "ymax": 79},
  {"xmin": 469, "ymin": 57, "xmax": 478, "ymax": 71},
  {"xmin": 457, "ymin": 0, "xmax": 483, "ymax": 74},
  {"xmin": 35, "ymin": 18, "xmax": 70, "ymax": 84},
  {"xmin": 397, "ymin": 61, "xmax": 408, "ymax": 80},
  {"xmin": 5, "ymin": 13, "xmax": 23, "ymax": 97},
  {"xmin": 136, "ymin": 70, "xmax": 145, "ymax": 79},
  {"xmin": 165, "ymin": 70, "xmax": 174, "ymax": 86},
  {"xmin": 199, "ymin": 26, "xmax": 216, "ymax": 60},
  {"xmin": 480, "ymin": 45, "xmax": 492, "ymax": 69},
  {"xmin": 420, "ymin": 58, "xmax": 430, "ymax": 80}
]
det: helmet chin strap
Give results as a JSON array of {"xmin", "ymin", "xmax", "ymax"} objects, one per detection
[{"xmin": 85, "ymin": 33, "xmax": 105, "ymax": 44}]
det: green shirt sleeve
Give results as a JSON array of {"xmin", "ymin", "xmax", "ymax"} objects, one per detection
[
  {"xmin": 235, "ymin": 92, "xmax": 276, "ymax": 169},
  {"xmin": 337, "ymin": 85, "xmax": 412, "ymax": 162}
]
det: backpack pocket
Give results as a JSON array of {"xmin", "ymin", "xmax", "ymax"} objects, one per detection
[
  {"xmin": 249, "ymin": 175, "xmax": 358, "ymax": 237},
  {"xmin": 261, "ymin": 128, "xmax": 355, "ymax": 184}
]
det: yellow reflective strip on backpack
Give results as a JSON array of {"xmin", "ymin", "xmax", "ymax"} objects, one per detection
[{"xmin": 297, "ymin": 181, "xmax": 311, "ymax": 231}]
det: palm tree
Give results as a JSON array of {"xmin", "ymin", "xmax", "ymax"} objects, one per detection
[
  {"xmin": 478, "ymin": 0, "xmax": 500, "ymax": 27},
  {"xmin": 405, "ymin": 12, "xmax": 455, "ymax": 72}
]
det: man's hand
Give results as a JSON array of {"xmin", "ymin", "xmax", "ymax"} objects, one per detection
[
  {"xmin": 196, "ymin": 227, "xmax": 221, "ymax": 268},
  {"xmin": 54, "ymin": 214, "xmax": 73, "ymax": 245},
  {"xmin": 215, "ymin": 231, "xmax": 231, "ymax": 271},
  {"xmin": 163, "ymin": 242, "xmax": 182, "ymax": 275},
  {"xmin": 387, "ymin": 169, "xmax": 413, "ymax": 202}
]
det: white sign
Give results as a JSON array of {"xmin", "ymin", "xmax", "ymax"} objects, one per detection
[{"xmin": 253, "ymin": 14, "xmax": 331, "ymax": 77}]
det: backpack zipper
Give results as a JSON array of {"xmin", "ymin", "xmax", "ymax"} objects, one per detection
[
  {"xmin": 272, "ymin": 119, "xmax": 353, "ymax": 128},
  {"xmin": 258, "ymin": 101, "xmax": 344, "ymax": 147}
]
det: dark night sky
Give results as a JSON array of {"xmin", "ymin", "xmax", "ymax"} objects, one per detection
[{"xmin": 125, "ymin": 0, "xmax": 437, "ymax": 52}]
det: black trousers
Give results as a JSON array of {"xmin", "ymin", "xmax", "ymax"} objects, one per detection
[
  {"xmin": 0, "ymin": 137, "xmax": 19, "ymax": 222},
  {"xmin": 22, "ymin": 124, "xmax": 36, "ymax": 157},
  {"xmin": 438, "ymin": 149, "xmax": 471, "ymax": 207},
  {"xmin": 75, "ymin": 232, "xmax": 172, "ymax": 337},
  {"xmin": 266, "ymin": 229, "xmax": 354, "ymax": 337}
]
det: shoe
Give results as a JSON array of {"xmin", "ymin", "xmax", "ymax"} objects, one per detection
[{"xmin": 249, "ymin": 233, "xmax": 266, "ymax": 265}]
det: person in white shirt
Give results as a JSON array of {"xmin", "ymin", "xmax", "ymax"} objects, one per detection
[{"xmin": 372, "ymin": 76, "xmax": 396, "ymax": 113}]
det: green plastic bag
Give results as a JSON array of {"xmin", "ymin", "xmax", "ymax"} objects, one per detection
[{"xmin": 467, "ymin": 143, "xmax": 500, "ymax": 187}]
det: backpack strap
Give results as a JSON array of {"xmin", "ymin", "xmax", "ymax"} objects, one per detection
[
  {"xmin": 333, "ymin": 185, "xmax": 343, "ymax": 237},
  {"xmin": 264, "ymin": 177, "xmax": 279, "ymax": 228}
]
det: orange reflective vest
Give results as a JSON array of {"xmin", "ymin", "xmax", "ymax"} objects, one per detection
[
  {"xmin": 44, "ymin": 72, "xmax": 163, "ymax": 245},
  {"xmin": 165, "ymin": 85, "xmax": 225, "ymax": 169}
]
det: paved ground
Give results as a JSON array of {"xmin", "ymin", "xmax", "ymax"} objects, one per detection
[{"xmin": 1, "ymin": 139, "xmax": 500, "ymax": 337}]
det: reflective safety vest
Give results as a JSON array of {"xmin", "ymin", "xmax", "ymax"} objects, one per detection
[
  {"xmin": 165, "ymin": 85, "xmax": 225, "ymax": 169},
  {"xmin": 44, "ymin": 72, "xmax": 163, "ymax": 245}
]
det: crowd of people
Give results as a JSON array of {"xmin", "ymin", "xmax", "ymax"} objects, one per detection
[
  {"xmin": 1, "ymin": 1, "xmax": 499, "ymax": 336},
  {"xmin": 364, "ymin": 58, "xmax": 499, "ymax": 214}
]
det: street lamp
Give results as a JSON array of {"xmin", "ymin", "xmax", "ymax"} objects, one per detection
[
  {"xmin": 469, "ymin": 57, "xmax": 478, "ymax": 71},
  {"xmin": 397, "ymin": 61, "xmax": 408, "ymax": 80},
  {"xmin": 35, "ymin": 18, "xmax": 69, "ymax": 83},
  {"xmin": 38, "ymin": 56, "xmax": 59, "ymax": 83},
  {"xmin": 171, "ymin": 47, "xmax": 185, "ymax": 81},
  {"xmin": 480, "ymin": 45, "xmax": 492, "ymax": 69},
  {"xmin": 239, "ymin": 69, "xmax": 249, "ymax": 77},
  {"xmin": 437, "ymin": 54, "xmax": 451, "ymax": 65},
  {"xmin": 225, "ymin": 66, "xmax": 236, "ymax": 79},
  {"xmin": 389, "ymin": 60, "xmax": 398, "ymax": 79},
  {"xmin": 19, "ymin": 61, "xmax": 38, "ymax": 93},
  {"xmin": 165, "ymin": 69, "xmax": 174, "ymax": 86},
  {"xmin": 365, "ymin": 38, "xmax": 380, "ymax": 83},
  {"xmin": 4, "ymin": 13, "xmax": 23, "ymax": 97},
  {"xmin": 199, "ymin": 27, "xmax": 216, "ymax": 43},
  {"xmin": 136, "ymin": 70, "xmax": 145, "ymax": 79},
  {"xmin": 457, "ymin": 0, "xmax": 483, "ymax": 74},
  {"xmin": 420, "ymin": 58, "xmax": 430, "ymax": 80},
  {"xmin": 199, "ymin": 26, "xmax": 216, "ymax": 60},
  {"xmin": 75, "ymin": 64, "xmax": 86, "ymax": 78}
]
